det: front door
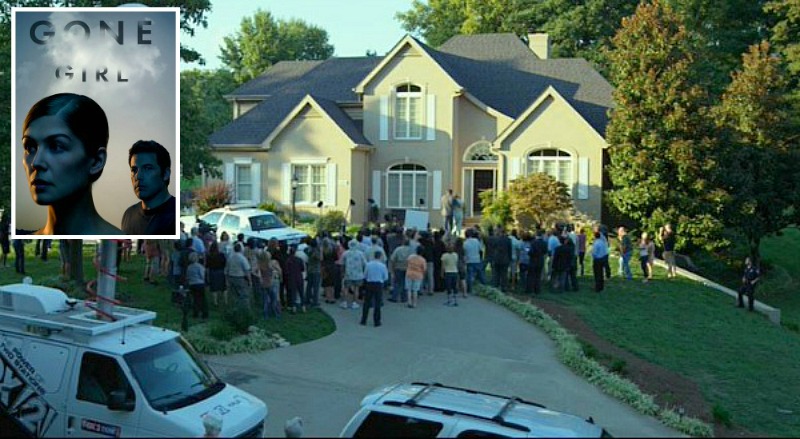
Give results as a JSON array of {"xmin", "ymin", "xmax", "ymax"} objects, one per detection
[{"xmin": 471, "ymin": 169, "xmax": 495, "ymax": 217}]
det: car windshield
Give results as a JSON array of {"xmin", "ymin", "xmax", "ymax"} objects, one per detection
[
  {"xmin": 249, "ymin": 214, "xmax": 286, "ymax": 231},
  {"xmin": 125, "ymin": 337, "xmax": 224, "ymax": 411}
]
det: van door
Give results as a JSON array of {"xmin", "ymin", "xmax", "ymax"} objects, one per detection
[
  {"xmin": 0, "ymin": 335, "xmax": 67, "ymax": 437},
  {"xmin": 66, "ymin": 351, "xmax": 140, "ymax": 437}
]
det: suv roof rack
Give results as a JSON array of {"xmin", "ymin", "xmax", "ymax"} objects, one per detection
[
  {"xmin": 383, "ymin": 382, "xmax": 541, "ymax": 433},
  {"xmin": 224, "ymin": 204, "xmax": 258, "ymax": 211}
]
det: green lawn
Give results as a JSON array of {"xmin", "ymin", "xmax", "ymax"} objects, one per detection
[
  {"xmin": 0, "ymin": 241, "xmax": 335, "ymax": 346},
  {"xmin": 759, "ymin": 228, "xmax": 800, "ymax": 331},
  {"xmin": 533, "ymin": 257, "xmax": 800, "ymax": 437}
]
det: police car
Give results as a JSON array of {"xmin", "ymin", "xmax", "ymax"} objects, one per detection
[{"xmin": 181, "ymin": 205, "xmax": 307, "ymax": 246}]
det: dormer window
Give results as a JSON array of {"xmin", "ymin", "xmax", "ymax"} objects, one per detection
[{"xmin": 394, "ymin": 84, "xmax": 423, "ymax": 140}]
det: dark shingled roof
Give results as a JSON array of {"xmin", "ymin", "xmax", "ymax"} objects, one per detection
[
  {"xmin": 433, "ymin": 33, "xmax": 613, "ymax": 135},
  {"xmin": 211, "ymin": 57, "xmax": 382, "ymax": 146},
  {"xmin": 211, "ymin": 34, "xmax": 613, "ymax": 146},
  {"xmin": 312, "ymin": 95, "xmax": 372, "ymax": 145}
]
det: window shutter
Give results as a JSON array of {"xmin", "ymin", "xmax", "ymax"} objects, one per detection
[
  {"xmin": 509, "ymin": 158, "xmax": 522, "ymax": 182},
  {"xmin": 379, "ymin": 95, "xmax": 389, "ymax": 141},
  {"xmin": 326, "ymin": 163, "xmax": 337, "ymax": 206},
  {"xmin": 432, "ymin": 170, "xmax": 442, "ymax": 209},
  {"xmin": 224, "ymin": 163, "xmax": 235, "ymax": 201},
  {"xmin": 251, "ymin": 163, "xmax": 261, "ymax": 205},
  {"xmin": 282, "ymin": 163, "xmax": 292, "ymax": 205},
  {"xmin": 372, "ymin": 170, "xmax": 382, "ymax": 206},
  {"xmin": 426, "ymin": 94, "xmax": 436, "ymax": 141},
  {"xmin": 578, "ymin": 157, "xmax": 589, "ymax": 200}
]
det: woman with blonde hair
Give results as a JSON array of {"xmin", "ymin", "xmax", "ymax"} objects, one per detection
[{"xmin": 639, "ymin": 231, "xmax": 655, "ymax": 282}]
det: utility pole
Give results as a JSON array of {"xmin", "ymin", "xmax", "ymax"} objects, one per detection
[{"xmin": 97, "ymin": 240, "xmax": 119, "ymax": 320}]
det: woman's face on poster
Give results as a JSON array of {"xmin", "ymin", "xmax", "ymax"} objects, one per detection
[{"xmin": 22, "ymin": 115, "xmax": 95, "ymax": 206}]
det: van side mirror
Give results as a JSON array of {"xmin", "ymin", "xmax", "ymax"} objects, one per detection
[{"xmin": 108, "ymin": 390, "xmax": 135, "ymax": 412}]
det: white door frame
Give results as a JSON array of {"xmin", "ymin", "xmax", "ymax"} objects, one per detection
[{"xmin": 462, "ymin": 166, "xmax": 497, "ymax": 218}]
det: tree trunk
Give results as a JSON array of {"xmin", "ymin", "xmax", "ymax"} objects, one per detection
[
  {"xmin": 69, "ymin": 239, "xmax": 84, "ymax": 284},
  {"xmin": 749, "ymin": 237, "xmax": 761, "ymax": 267}
]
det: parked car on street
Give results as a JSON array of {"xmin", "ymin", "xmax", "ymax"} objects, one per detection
[
  {"xmin": 340, "ymin": 382, "xmax": 611, "ymax": 438},
  {"xmin": 181, "ymin": 205, "xmax": 307, "ymax": 246}
]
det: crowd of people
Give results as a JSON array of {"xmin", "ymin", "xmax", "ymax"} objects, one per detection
[{"xmin": 0, "ymin": 207, "xmax": 762, "ymax": 317}]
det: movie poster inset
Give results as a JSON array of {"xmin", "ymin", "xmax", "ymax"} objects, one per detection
[{"xmin": 11, "ymin": 7, "xmax": 179, "ymax": 239}]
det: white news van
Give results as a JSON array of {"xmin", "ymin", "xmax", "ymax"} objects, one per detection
[{"xmin": 0, "ymin": 282, "xmax": 267, "ymax": 437}]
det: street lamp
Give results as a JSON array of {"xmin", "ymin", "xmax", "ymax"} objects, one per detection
[{"xmin": 291, "ymin": 175, "xmax": 299, "ymax": 227}]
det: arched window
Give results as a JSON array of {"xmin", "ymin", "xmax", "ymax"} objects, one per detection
[
  {"xmin": 463, "ymin": 141, "xmax": 498, "ymax": 163},
  {"xmin": 394, "ymin": 84, "xmax": 423, "ymax": 139},
  {"xmin": 387, "ymin": 163, "xmax": 427, "ymax": 208},
  {"xmin": 527, "ymin": 149, "xmax": 573, "ymax": 188}
]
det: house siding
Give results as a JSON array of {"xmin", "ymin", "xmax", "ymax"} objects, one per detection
[
  {"xmin": 501, "ymin": 95, "xmax": 605, "ymax": 220},
  {"xmin": 361, "ymin": 44, "xmax": 460, "ymax": 227}
]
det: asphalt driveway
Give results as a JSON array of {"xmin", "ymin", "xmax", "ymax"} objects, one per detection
[{"xmin": 206, "ymin": 294, "xmax": 681, "ymax": 437}]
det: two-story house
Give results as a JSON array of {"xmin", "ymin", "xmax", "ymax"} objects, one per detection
[{"xmin": 208, "ymin": 33, "xmax": 614, "ymax": 227}]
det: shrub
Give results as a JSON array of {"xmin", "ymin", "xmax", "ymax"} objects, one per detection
[
  {"xmin": 479, "ymin": 190, "xmax": 512, "ymax": 230},
  {"xmin": 610, "ymin": 358, "xmax": 628, "ymax": 376},
  {"xmin": 194, "ymin": 182, "xmax": 232, "ymax": 215},
  {"xmin": 222, "ymin": 307, "xmax": 258, "ymax": 335},
  {"xmin": 507, "ymin": 173, "xmax": 573, "ymax": 230},
  {"xmin": 712, "ymin": 403, "xmax": 733, "ymax": 427},
  {"xmin": 317, "ymin": 210, "xmax": 347, "ymax": 234},
  {"xmin": 259, "ymin": 200, "xmax": 291, "ymax": 225},
  {"xmin": 207, "ymin": 320, "xmax": 237, "ymax": 341}
]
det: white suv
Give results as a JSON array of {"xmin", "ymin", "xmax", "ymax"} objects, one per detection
[
  {"xmin": 182, "ymin": 205, "xmax": 307, "ymax": 246},
  {"xmin": 340, "ymin": 382, "xmax": 611, "ymax": 438}
]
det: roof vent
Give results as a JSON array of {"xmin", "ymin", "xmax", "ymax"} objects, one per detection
[{"xmin": 528, "ymin": 33, "xmax": 550, "ymax": 60}]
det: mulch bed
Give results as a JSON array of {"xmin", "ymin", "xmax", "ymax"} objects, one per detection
[{"xmin": 523, "ymin": 296, "xmax": 757, "ymax": 438}]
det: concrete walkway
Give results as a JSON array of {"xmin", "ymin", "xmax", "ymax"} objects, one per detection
[{"xmin": 207, "ymin": 294, "xmax": 682, "ymax": 437}]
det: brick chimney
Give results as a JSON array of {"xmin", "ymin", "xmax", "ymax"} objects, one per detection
[{"xmin": 528, "ymin": 33, "xmax": 550, "ymax": 59}]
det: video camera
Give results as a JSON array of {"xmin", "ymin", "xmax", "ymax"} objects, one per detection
[{"xmin": 197, "ymin": 219, "xmax": 217, "ymax": 236}]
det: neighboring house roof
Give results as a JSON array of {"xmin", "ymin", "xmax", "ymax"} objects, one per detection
[
  {"xmin": 210, "ymin": 33, "xmax": 614, "ymax": 147},
  {"xmin": 211, "ymin": 57, "xmax": 382, "ymax": 146}
]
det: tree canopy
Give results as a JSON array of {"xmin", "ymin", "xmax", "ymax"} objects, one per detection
[
  {"xmin": 180, "ymin": 69, "xmax": 236, "ymax": 180},
  {"xmin": 219, "ymin": 9, "xmax": 334, "ymax": 83},
  {"xmin": 604, "ymin": 0, "xmax": 724, "ymax": 251}
]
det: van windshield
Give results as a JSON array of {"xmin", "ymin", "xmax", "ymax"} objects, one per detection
[{"xmin": 125, "ymin": 337, "xmax": 224, "ymax": 411}]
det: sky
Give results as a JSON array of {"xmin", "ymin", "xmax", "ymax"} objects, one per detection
[
  {"xmin": 13, "ymin": 8, "xmax": 178, "ymax": 235},
  {"xmin": 179, "ymin": 0, "xmax": 415, "ymax": 71}
]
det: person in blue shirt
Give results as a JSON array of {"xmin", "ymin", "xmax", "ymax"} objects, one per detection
[
  {"xmin": 591, "ymin": 231, "xmax": 610, "ymax": 292},
  {"xmin": 361, "ymin": 251, "xmax": 389, "ymax": 327}
]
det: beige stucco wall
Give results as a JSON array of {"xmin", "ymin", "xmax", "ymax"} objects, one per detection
[
  {"xmin": 500, "ymin": 94, "xmax": 605, "ymax": 220},
  {"xmin": 361, "ymin": 43, "xmax": 461, "ymax": 228}
]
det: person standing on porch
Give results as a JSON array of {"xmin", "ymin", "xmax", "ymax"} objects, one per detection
[
  {"xmin": 452, "ymin": 194, "xmax": 464, "ymax": 236},
  {"xmin": 440, "ymin": 189, "xmax": 454, "ymax": 234}
]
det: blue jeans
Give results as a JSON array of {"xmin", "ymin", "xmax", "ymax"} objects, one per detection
[
  {"xmin": 392, "ymin": 269, "xmax": 407, "ymax": 301},
  {"xmin": 264, "ymin": 283, "xmax": 280, "ymax": 318},
  {"xmin": 305, "ymin": 272, "xmax": 321, "ymax": 306},
  {"xmin": 445, "ymin": 273, "xmax": 458, "ymax": 299},
  {"xmin": 466, "ymin": 262, "xmax": 485, "ymax": 294},
  {"xmin": 621, "ymin": 251, "xmax": 633, "ymax": 279}
]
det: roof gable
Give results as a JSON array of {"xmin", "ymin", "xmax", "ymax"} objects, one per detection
[
  {"xmin": 354, "ymin": 34, "xmax": 461, "ymax": 94},
  {"xmin": 264, "ymin": 94, "xmax": 372, "ymax": 149},
  {"xmin": 494, "ymin": 86, "xmax": 606, "ymax": 147}
]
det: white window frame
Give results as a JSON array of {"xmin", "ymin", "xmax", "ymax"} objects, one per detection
[
  {"xmin": 234, "ymin": 163, "xmax": 253, "ymax": 204},
  {"xmin": 394, "ymin": 84, "xmax": 423, "ymax": 140},
  {"xmin": 526, "ymin": 149, "xmax": 573, "ymax": 194},
  {"xmin": 386, "ymin": 164, "xmax": 428, "ymax": 208},
  {"xmin": 292, "ymin": 163, "xmax": 327, "ymax": 206},
  {"xmin": 463, "ymin": 141, "xmax": 499, "ymax": 164}
]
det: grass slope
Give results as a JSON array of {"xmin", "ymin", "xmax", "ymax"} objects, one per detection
[{"xmin": 535, "ymin": 257, "xmax": 800, "ymax": 437}]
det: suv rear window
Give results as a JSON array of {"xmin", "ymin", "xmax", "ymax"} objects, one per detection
[{"xmin": 354, "ymin": 411, "xmax": 444, "ymax": 438}]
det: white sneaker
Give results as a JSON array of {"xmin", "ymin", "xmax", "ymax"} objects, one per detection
[
  {"xmin": 350, "ymin": 302, "xmax": 360, "ymax": 310},
  {"xmin": 339, "ymin": 301, "xmax": 348, "ymax": 309}
]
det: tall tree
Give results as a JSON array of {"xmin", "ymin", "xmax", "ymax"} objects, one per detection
[
  {"xmin": 713, "ymin": 41, "xmax": 800, "ymax": 263},
  {"xmin": 396, "ymin": 0, "xmax": 639, "ymax": 72},
  {"xmin": 220, "ymin": 10, "xmax": 334, "ymax": 83},
  {"xmin": 604, "ymin": 0, "xmax": 724, "ymax": 251},
  {"xmin": 180, "ymin": 69, "xmax": 235, "ymax": 179}
]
